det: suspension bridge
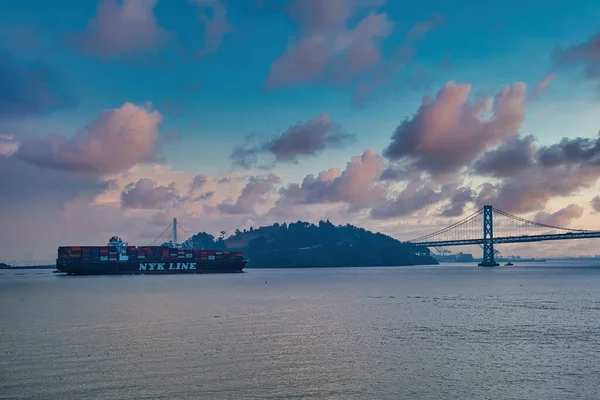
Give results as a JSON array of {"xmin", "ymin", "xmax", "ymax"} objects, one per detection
[{"xmin": 408, "ymin": 205, "xmax": 600, "ymax": 266}]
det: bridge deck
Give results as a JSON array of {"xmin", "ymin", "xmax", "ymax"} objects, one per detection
[{"xmin": 410, "ymin": 231, "xmax": 600, "ymax": 247}]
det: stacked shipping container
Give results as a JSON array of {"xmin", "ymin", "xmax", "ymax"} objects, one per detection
[{"xmin": 57, "ymin": 246, "xmax": 244, "ymax": 262}]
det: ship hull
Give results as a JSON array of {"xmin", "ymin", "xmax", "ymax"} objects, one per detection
[{"xmin": 56, "ymin": 259, "xmax": 246, "ymax": 275}]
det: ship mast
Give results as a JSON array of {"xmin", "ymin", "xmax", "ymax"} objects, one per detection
[{"xmin": 172, "ymin": 218, "xmax": 178, "ymax": 247}]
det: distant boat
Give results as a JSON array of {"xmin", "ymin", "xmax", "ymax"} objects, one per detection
[{"xmin": 505, "ymin": 261, "xmax": 513, "ymax": 266}]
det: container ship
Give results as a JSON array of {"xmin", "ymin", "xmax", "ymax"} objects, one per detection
[{"xmin": 55, "ymin": 219, "xmax": 246, "ymax": 275}]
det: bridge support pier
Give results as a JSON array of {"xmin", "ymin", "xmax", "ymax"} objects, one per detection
[{"xmin": 478, "ymin": 205, "xmax": 499, "ymax": 267}]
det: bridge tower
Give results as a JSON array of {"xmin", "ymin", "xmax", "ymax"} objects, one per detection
[{"xmin": 478, "ymin": 205, "xmax": 499, "ymax": 267}]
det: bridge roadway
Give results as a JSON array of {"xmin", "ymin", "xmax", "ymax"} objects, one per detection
[{"xmin": 410, "ymin": 231, "xmax": 600, "ymax": 247}]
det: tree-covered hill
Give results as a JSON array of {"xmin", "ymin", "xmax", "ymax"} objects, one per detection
[{"xmin": 185, "ymin": 220, "xmax": 437, "ymax": 268}]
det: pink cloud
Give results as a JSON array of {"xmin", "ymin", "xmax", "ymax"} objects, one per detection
[
  {"xmin": 528, "ymin": 73, "xmax": 555, "ymax": 101},
  {"xmin": 276, "ymin": 149, "xmax": 388, "ymax": 211},
  {"xmin": 15, "ymin": 102, "xmax": 162, "ymax": 174},
  {"xmin": 218, "ymin": 174, "xmax": 281, "ymax": 215},
  {"xmin": 68, "ymin": 0, "xmax": 170, "ymax": 58},
  {"xmin": 120, "ymin": 178, "xmax": 181, "ymax": 209},
  {"xmin": 383, "ymin": 81, "xmax": 527, "ymax": 175}
]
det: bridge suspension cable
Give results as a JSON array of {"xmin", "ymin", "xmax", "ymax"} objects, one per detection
[
  {"xmin": 409, "ymin": 208, "xmax": 484, "ymax": 242},
  {"xmin": 148, "ymin": 220, "xmax": 174, "ymax": 246},
  {"xmin": 491, "ymin": 207, "xmax": 589, "ymax": 232}
]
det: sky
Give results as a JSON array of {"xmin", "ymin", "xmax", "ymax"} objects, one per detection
[{"xmin": 2, "ymin": 0, "xmax": 600, "ymax": 263}]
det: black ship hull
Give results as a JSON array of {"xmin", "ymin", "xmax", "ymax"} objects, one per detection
[{"xmin": 56, "ymin": 259, "xmax": 246, "ymax": 275}]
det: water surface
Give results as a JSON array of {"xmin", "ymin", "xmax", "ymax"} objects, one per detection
[{"xmin": 1, "ymin": 262, "xmax": 600, "ymax": 399}]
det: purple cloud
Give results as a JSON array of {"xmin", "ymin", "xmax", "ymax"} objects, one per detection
[
  {"xmin": 370, "ymin": 181, "xmax": 460, "ymax": 219},
  {"xmin": 231, "ymin": 113, "xmax": 354, "ymax": 168},
  {"xmin": 472, "ymin": 135, "xmax": 537, "ymax": 177}
]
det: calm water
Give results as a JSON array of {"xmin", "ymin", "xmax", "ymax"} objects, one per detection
[{"xmin": 1, "ymin": 263, "xmax": 600, "ymax": 399}]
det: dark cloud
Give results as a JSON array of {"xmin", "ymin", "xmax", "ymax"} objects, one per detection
[
  {"xmin": 537, "ymin": 135, "xmax": 600, "ymax": 167},
  {"xmin": 472, "ymin": 135, "xmax": 536, "ymax": 177},
  {"xmin": 533, "ymin": 204, "xmax": 584, "ymax": 227},
  {"xmin": 383, "ymin": 81, "xmax": 527, "ymax": 175},
  {"xmin": 275, "ymin": 149, "xmax": 387, "ymax": 212},
  {"xmin": 192, "ymin": 191, "xmax": 215, "ymax": 201},
  {"xmin": 121, "ymin": 178, "xmax": 180, "ymax": 209},
  {"xmin": 471, "ymin": 132, "xmax": 600, "ymax": 214},
  {"xmin": 218, "ymin": 174, "xmax": 280, "ymax": 214},
  {"xmin": 15, "ymin": 103, "xmax": 162, "ymax": 175},
  {"xmin": 439, "ymin": 187, "xmax": 475, "ymax": 217},
  {"xmin": 231, "ymin": 113, "xmax": 354, "ymax": 168},
  {"xmin": 66, "ymin": 0, "xmax": 170, "ymax": 58},
  {"xmin": 552, "ymin": 31, "xmax": 600, "ymax": 83},
  {"xmin": 0, "ymin": 50, "xmax": 74, "ymax": 118},
  {"xmin": 189, "ymin": 174, "xmax": 207, "ymax": 192},
  {"xmin": 591, "ymin": 196, "xmax": 600, "ymax": 213}
]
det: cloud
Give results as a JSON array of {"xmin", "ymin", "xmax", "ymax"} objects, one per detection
[
  {"xmin": 528, "ymin": 73, "xmax": 555, "ymax": 101},
  {"xmin": 266, "ymin": 0, "xmax": 393, "ymax": 88},
  {"xmin": 218, "ymin": 174, "xmax": 280, "ymax": 214},
  {"xmin": 351, "ymin": 13, "xmax": 444, "ymax": 107},
  {"xmin": 591, "ymin": 196, "xmax": 600, "ymax": 213},
  {"xmin": 189, "ymin": 0, "xmax": 232, "ymax": 57},
  {"xmin": 67, "ymin": 0, "xmax": 169, "ymax": 58},
  {"xmin": 276, "ymin": 149, "xmax": 387, "ymax": 211},
  {"xmin": 537, "ymin": 134, "xmax": 600, "ymax": 167},
  {"xmin": 474, "ymin": 164, "xmax": 599, "ymax": 214},
  {"xmin": 0, "ymin": 154, "xmax": 107, "ymax": 204},
  {"xmin": 15, "ymin": 102, "xmax": 162, "ymax": 175},
  {"xmin": 0, "ymin": 50, "xmax": 74, "ymax": 118},
  {"xmin": 189, "ymin": 174, "xmax": 207, "ymax": 192},
  {"xmin": 405, "ymin": 12, "xmax": 444, "ymax": 41},
  {"xmin": 552, "ymin": 31, "xmax": 600, "ymax": 83},
  {"xmin": 120, "ymin": 178, "xmax": 181, "ymax": 209},
  {"xmin": 0, "ymin": 135, "xmax": 18, "ymax": 155},
  {"xmin": 383, "ymin": 81, "xmax": 527, "ymax": 175},
  {"xmin": 230, "ymin": 113, "xmax": 354, "ymax": 168},
  {"xmin": 439, "ymin": 187, "xmax": 475, "ymax": 217},
  {"xmin": 192, "ymin": 191, "xmax": 215, "ymax": 201},
  {"xmin": 472, "ymin": 135, "xmax": 536, "ymax": 177},
  {"xmin": 370, "ymin": 181, "xmax": 460, "ymax": 219},
  {"xmin": 533, "ymin": 204, "xmax": 584, "ymax": 227},
  {"xmin": 472, "ymin": 133, "xmax": 600, "ymax": 214}
]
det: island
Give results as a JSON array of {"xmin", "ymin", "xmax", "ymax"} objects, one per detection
[{"xmin": 180, "ymin": 220, "xmax": 437, "ymax": 268}]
